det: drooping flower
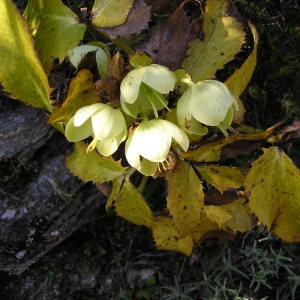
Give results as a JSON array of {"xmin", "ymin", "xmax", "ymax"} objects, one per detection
[
  {"xmin": 65, "ymin": 103, "xmax": 127, "ymax": 156},
  {"xmin": 176, "ymin": 80, "xmax": 238, "ymax": 137},
  {"xmin": 120, "ymin": 64, "xmax": 176, "ymax": 118},
  {"xmin": 125, "ymin": 119, "xmax": 189, "ymax": 176}
]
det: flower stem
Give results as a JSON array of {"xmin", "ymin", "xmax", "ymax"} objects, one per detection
[
  {"xmin": 137, "ymin": 175, "xmax": 148, "ymax": 193},
  {"xmin": 125, "ymin": 166, "xmax": 137, "ymax": 182}
]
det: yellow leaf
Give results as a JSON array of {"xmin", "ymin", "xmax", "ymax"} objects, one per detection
[
  {"xmin": 195, "ymin": 165, "xmax": 248, "ymax": 193},
  {"xmin": 182, "ymin": 0, "xmax": 245, "ymax": 82},
  {"xmin": 193, "ymin": 199, "xmax": 252, "ymax": 242},
  {"xmin": 183, "ymin": 122, "xmax": 283, "ymax": 162},
  {"xmin": 152, "ymin": 216, "xmax": 194, "ymax": 256},
  {"xmin": 48, "ymin": 69, "xmax": 99, "ymax": 123},
  {"xmin": 244, "ymin": 146, "xmax": 300, "ymax": 242},
  {"xmin": 92, "ymin": 0, "xmax": 134, "ymax": 28},
  {"xmin": 0, "ymin": 0, "xmax": 52, "ymax": 111},
  {"xmin": 24, "ymin": 0, "xmax": 86, "ymax": 72},
  {"xmin": 105, "ymin": 178, "xmax": 123, "ymax": 210},
  {"xmin": 114, "ymin": 181, "xmax": 154, "ymax": 228},
  {"xmin": 166, "ymin": 160, "xmax": 204, "ymax": 239},
  {"xmin": 225, "ymin": 21, "xmax": 259, "ymax": 123},
  {"xmin": 65, "ymin": 142, "xmax": 126, "ymax": 183}
]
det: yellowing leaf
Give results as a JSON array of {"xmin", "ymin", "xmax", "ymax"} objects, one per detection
[
  {"xmin": 183, "ymin": 122, "xmax": 282, "ymax": 162},
  {"xmin": 114, "ymin": 181, "xmax": 154, "ymax": 228},
  {"xmin": 105, "ymin": 178, "xmax": 123, "ymax": 210},
  {"xmin": 24, "ymin": 0, "xmax": 86, "ymax": 72},
  {"xmin": 66, "ymin": 142, "xmax": 126, "ymax": 183},
  {"xmin": 193, "ymin": 199, "xmax": 252, "ymax": 243},
  {"xmin": 225, "ymin": 21, "xmax": 259, "ymax": 123},
  {"xmin": 166, "ymin": 160, "xmax": 204, "ymax": 239},
  {"xmin": 48, "ymin": 70, "xmax": 99, "ymax": 123},
  {"xmin": 0, "ymin": 0, "xmax": 52, "ymax": 111},
  {"xmin": 152, "ymin": 216, "xmax": 194, "ymax": 256},
  {"xmin": 244, "ymin": 146, "xmax": 300, "ymax": 242},
  {"xmin": 195, "ymin": 165, "xmax": 248, "ymax": 193},
  {"xmin": 182, "ymin": 0, "xmax": 245, "ymax": 82},
  {"xmin": 92, "ymin": 0, "xmax": 134, "ymax": 28}
]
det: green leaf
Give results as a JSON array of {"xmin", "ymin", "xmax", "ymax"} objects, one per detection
[
  {"xmin": 195, "ymin": 165, "xmax": 248, "ymax": 193},
  {"xmin": 65, "ymin": 142, "xmax": 126, "ymax": 183},
  {"xmin": 193, "ymin": 199, "xmax": 252, "ymax": 243},
  {"xmin": 105, "ymin": 178, "xmax": 123, "ymax": 210},
  {"xmin": 244, "ymin": 146, "xmax": 300, "ymax": 242},
  {"xmin": 183, "ymin": 122, "xmax": 282, "ymax": 162},
  {"xmin": 114, "ymin": 181, "xmax": 154, "ymax": 228},
  {"xmin": 152, "ymin": 216, "xmax": 194, "ymax": 256},
  {"xmin": 225, "ymin": 21, "xmax": 259, "ymax": 123},
  {"xmin": 92, "ymin": 0, "xmax": 134, "ymax": 28},
  {"xmin": 48, "ymin": 69, "xmax": 99, "ymax": 123},
  {"xmin": 24, "ymin": 0, "xmax": 86, "ymax": 73},
  {"xmin": 182, "ymin": 0, "xmax": 245, "ymax": 82},
  {"xmin": 165, "ymin": 160, "xmax": 204, "ymax": 239},
  {"xmin": 0, "ymin": 0, "xmax": 52, "ymax": 111}
]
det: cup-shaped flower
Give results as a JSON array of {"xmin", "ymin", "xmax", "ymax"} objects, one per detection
[
  {"xmin": 65, "ymin": 103, "xmax": 127, "ymax": 156},
  {"xmin": 125, "ymin": 119, "xmax": 189, "ymax": 176},
  {"xmin": 177, "ymin": 80, "xmax": 238, "ymax": 137},
  {"xmin": 120, "ymin": 64, "xmax": 176, "ymax": 118}
]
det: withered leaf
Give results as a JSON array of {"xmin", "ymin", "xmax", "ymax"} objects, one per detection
[
  {"xmin": 77, "ymin": 51, "xmax": 100, "ymax": 82},
  {"xmin": 107, "ymin": 52, "xmax": 124, "ymax": 80},
  {"xmin": 100, "ymin": 0, "xmax": 151, "ymax": 39},
  {"xmin": 93, "ymin": 77, "xmax": 120, "ymax": 102},
  {"xmin": 137, "ymin": 0, "xmax": 203, "ymax": 70},
  {"xmin": 143, "ymin": 0, "xmax": 172, "ymax": 13}
]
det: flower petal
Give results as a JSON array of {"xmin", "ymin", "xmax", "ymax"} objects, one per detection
[
  {"xmin": 191, "ymin": 83, "xmax": 229, "ymax": 126},
  {"xmin": 139, "ymin": 158, "xmax": 158, "ymax": 176},
  {"xmin": 65, "ymin": 116, "xmax": 93, "ymax": 142},
  {"xmin": 120, "ymin": 67, "xmax": 145, "ymax": 104},
  {"xmin": 156, "ymin": 119, "xmax": 189, "ymax": 152},
  {"xmin": 142, "ymin": 64, "xmax": 176, "ymax": 94},
  {"xmin": 74, "ymin": 103, "xmax": 106, "ymax": 127},
  {"xmin": 121, "ymin": 94, "xmax": 140, "ymax": 118},
  {"xmin": 92, "ymin": 106, "xmax": 126, "ymax": 141},
  {"xmin": 177, "ymin": 88, "xmax": 193, "ymax": 132},
  {"xmin": 125, "ymin": 133, "xmax": 142, "ymax": 170}
]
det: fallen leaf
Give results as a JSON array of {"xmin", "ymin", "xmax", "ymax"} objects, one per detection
[
  {"xmin": 137, "ymin": 0, "xmax": 203, "ymax": 70},
  {"xmin": 244, "ymin": 146, "xmax": 300, "ymax": 242},
  {"xmin": 143, "ymin": 0, "xmax": 172, "ymax": 13},
  {"xmin": 204, "ymin": 189, "xmax": 240, "ymax": 206},
  {"xmin": 100, "ymin": 0, "xmax": 151, "ymax": 39}
]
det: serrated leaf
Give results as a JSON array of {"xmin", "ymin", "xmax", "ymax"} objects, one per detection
[
  {"xmin": 193, "ymin": 199, "xmax": 252, "ymax": 243},
  {"xmin": 182, "ymin": 0, "xmax": 245, "ymax": 82},
  {"xmin": 166, "ymin": 160, "xmax": 204, "ymax": 239},
  {"xmin": 105, "ymin": 178, "xmax": 123, "ymax": 210},
  {"xmin": 65, "ymin": 142, "xmax": 126, "ymax": 183},
  {"xmin": 114, "ymin": 181, "xmax": 154, "ymax": 228},
  {"xmin": 0, "ymin": 0, "xmax": 52, "ymax": 111},
  {"xmin": 195, "ymin": 165, "xmax": 248, "ymax": 193},
  {"xmin": 152, "ymin": 216, "xmax": 194, "ymax": 256},
  {"xmin": 225, "ymin": 21, "xmax": 259, "ymax": 123},
  {"xmin": 92, "ymin": 0, "xmax": 134, "ymax": 28},
  {"xmin": 48, "ymin": 69, "xmax": 99, "ymax": 123},
  {"xmin": 24, "ymin": 0, "xmax": 86, "ymax": 72},
  {"xmin": 244, "ymin": 146, "xmax": 300, "ymax": 242},
  {"xmin": 183, "ymin": 122, "xmax": 282, "ymax": 162}
]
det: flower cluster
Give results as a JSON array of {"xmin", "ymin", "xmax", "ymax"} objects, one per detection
[{"xmin": 65, "ymin": 53, "xmax": 238, "ymax": 176}]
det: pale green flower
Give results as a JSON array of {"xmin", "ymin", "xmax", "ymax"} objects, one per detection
[
  {"xmin": 125, "ymin": 119, "xmax": 189, "ymax": 176},
  {"xmin": 120, "ymin": 64, "xmax": 176, "ymax": 118},
  {"xmin": 65, "ymin": 103, "xmax": 127, "ymax": 156},
  {"xmin": 177, "ymin": 80, "xmax": 238, "ymax": 137}
]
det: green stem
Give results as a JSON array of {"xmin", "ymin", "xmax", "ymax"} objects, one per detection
[
  {"xmin": 125, "ymin": 166, "xmax": 137, "ymax": 182},
  {"xmin": 137, "ymin": 175, "xmax": 148, "ymax": 193}
]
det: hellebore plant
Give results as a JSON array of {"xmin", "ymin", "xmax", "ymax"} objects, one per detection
[
  {"xmin": 65, "ymin": 103, "xmax": 127, "ymax": 156},
  {"xmin": 125, "ymin": 119, "xmax": 189, "ymax": 176},
  {"xmin": 120, "ymin": 63, "xmax": 176, "ymax": 118},
  {"xmin": 176, "ymin": 79, "xmax": 238, "ymax": 138}
]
